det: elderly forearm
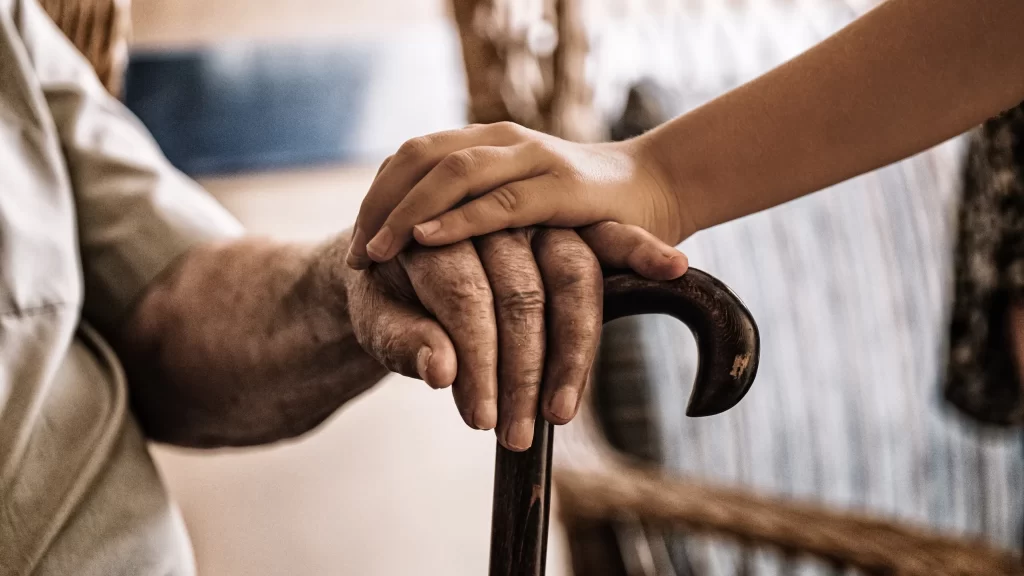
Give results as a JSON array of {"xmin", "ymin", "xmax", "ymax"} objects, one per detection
[
  {"xmin": 117, "ymin": 232, "xmax": 388, "ymax": 448},
  {"xmin": 645, "ymin": 0, "xmax": 1024, "ymax": 237}
]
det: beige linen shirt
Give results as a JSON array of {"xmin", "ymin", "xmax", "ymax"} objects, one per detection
[{"xmin": 0, "ymin": 0, "xmax": 244, "ymax": 574}]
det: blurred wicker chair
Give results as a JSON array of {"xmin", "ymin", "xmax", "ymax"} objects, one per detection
[
  {"xmin": 40, "ymin": 0, "xmax": 131, "ymax": 97},
  {"xmin": 451, "ymin": 1, "xmax": 1024, "ymax": 574}
]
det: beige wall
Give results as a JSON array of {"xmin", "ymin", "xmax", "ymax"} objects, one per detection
[{"xmin": 131, "ymin": 0, "xmax": 450, "ymax": 49}]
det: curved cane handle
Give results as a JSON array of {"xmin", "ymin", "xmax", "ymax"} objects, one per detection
[
  {"xmin": 603, "ymin": 268, "xmax": 760, "ymax": 416},
  {"xmin": 489, "ymin": 269, "xmax": 760, "ymax": 576}
]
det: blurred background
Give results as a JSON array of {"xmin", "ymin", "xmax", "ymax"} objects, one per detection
[{"xmin": 67, "ymin": 0, "xmax": 1023, "ymax": 574}]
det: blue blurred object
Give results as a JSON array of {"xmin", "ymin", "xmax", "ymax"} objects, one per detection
[{"xmin": 123, "ymin": 43, "xmax": 372, "ymax": 176}]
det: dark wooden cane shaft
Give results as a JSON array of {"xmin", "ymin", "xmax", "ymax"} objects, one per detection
[
  {"xmin": 488, "ymin": 269, "xmax": 760, "ymax": 576},
  {"xmin": 489, "ymin": 419, "xmax": 554, "ymax": 576}
]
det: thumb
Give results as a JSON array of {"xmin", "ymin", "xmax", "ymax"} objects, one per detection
[
  {"xmin": 578, "ymin": 221, "xmax": 688, "ymax": 281},
  {"xmin": 361, "ymin": 299, "xmax": 458, "ymax": 389}
]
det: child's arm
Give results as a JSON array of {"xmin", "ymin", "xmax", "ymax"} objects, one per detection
[
  {"xmin": 648, "ymin": 0, "xmax": 1024, "ymax": 235},
  {"xmin": 347, "ymin": 0, "xmax": 1024, "ymax": 269}
]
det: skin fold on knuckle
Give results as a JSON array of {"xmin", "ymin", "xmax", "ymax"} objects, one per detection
[
  {"xmin": 495, "ymin": 121, "xmax": 526, "ymax": 140},
  {"xmin": 405, "ymin": 250, "xmax": 482, "ymax": 304},
  {"xmin": 496, "ymin": 284, "xmax": 545, "ymax": 318},
  {"xmin": 441, "ymin": 150, "xmax": 477, "ymax": 180},
  {"xmin": 443, "ymin": 275, "xmax": 494, "ymax": 314},
  {"xmin": 578, "ymin": 221, "xmax": 623, "ymax": 253},
  {"xmin": 478, "ymin": 233, "xmax": 546, "ymax": 372},
  {"xmin": 553, "ymin": 345, "xmax": 593, "ymax": 376},
  {"xmin": 524, "ymin": 138, "xmax": 555, "ymax": 157},
  {"xmin": 396, "ymin": 136, "xmax": 432, "ymax": 165},
  {"xmin": 494, "ymin": 285, "xmax": 545, "ymax": 354},
  {"xmin": 490, "ymin": 186, "xmax": 522, "ymax": 215},
  {"xmin": 439, "ymin": 206, "xmax": 477, "ymax": 236},
  {"xmin": 501, "ymin": 372, "xmax": 542, "ymax": 404},
  {"xmin": 497, "ymin": 325, "xmax": 544, "ymax": 386}
]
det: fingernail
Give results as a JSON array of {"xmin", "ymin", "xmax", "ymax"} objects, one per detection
[
  {"xmin": 505, "ymin": 418, "xmax": 534, "ymax": 451},
  {"xmin": 549, "ymin": 388, "xmax": 579, "ymax": 422},
  {"xmin": 473, "ymin": 400, "xmax": 498, "ymax": 430},
  {"xmin": 414, "ymin": 220, "xmax": 442, "ymax": 239},
  {"xmin": 416, "ymin": 346, "xmax": 432, "ymax": 384},
  {"xmin": 662, "ymin": 250, "xmax": 688, "ymax": 279},
  {"xmin": 365, "ymin": 227, "xmax": 394, "ymax": 261},
  {"xmin": 346, "ymin": 227, "xmax": 369, "ymax": 268}
]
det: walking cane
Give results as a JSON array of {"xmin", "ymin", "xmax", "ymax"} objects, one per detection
[{"xmin": 488, "ymin": 269, "xmax": 760, "ymax": 576}]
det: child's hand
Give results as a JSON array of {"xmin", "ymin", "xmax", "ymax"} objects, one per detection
[{"xmin": 346, "ymin": 122, "xmax": 694, "ymax": 275}]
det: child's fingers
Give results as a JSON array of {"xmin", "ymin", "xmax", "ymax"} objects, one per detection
[
  {"xmin": 578, "ymin": 221, "xmax": 688, "ymax": 281},
  {"xmin": 364, "ymin": 143, "xmax": 552, "ymax": 263},
  {"xmin": 411, "ymin": 176, "xmax": 565, "ymax": 246},
  {"xmin": 347, "ymin": 122, "xmax": 527, "ymax": 269}
]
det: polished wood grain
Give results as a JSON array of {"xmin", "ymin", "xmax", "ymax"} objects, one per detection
[{"xmin": 489, "ymin": 268, "xmax": 761, "ymax": 576}]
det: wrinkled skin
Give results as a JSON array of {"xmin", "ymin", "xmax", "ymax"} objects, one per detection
[
  {"xmin": 123, "ymin": 223, "xmax": 676, "ymax": 452},
  {"xmin": 345, "ymin": 227, "xmax": 603, "ymax": 451}
]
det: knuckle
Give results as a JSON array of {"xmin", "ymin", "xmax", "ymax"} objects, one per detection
[
  {"xmin": 441, "ymin": 150, "xmax": 476, "ymax": 179},
  {"xmin": 579, "ymin": 221, "xmax": 630, "ymax": 254},
  {"xmin": 524, "ymin": 138, "xmax": 556, "ymax": 157},
  {"xmin": 503, "ymin": 377, "xmax": 542, "ymax": 405},
  {"xmin": 497, "ymin": 286, "xmax": 545, "ymax": 315},
  {"xmin": 447, "ymin": 206, "xmax": 476, "ymax": 229},
  {"xmin": 560, "ymin": 347, "xmax": 592, "ymax": 369},
  {"xmin": 417, "ymin": 266, "xmax": 489, "ymax": 311},
  {"xmin": 397, "ymin": 137, "xmax": 431, "ymax": 163},
  {"xmin": 375, "ymin": 155, "xmax": 394, "ymax": 176},
  {"xmin": 560, "ymin": 165, "xmax": 586, "ymax": 185},
  {"xmin": 490, "ymin": 186, "xmax": 522, "ymax": 214},
  {"xmin": 588, "ymin": 221, "xmax": 621, "ymax": 238},
  {"xmin": 450, "ymin": 272, "xmax": 493, "ymax": 305},
  {"xmin": 495, "ymin": 121, "xmax": 525, "ymax": 138}
]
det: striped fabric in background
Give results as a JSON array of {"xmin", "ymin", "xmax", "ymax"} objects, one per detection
[{"xmin": 587, "ymin": 1, "xmax": 1023, "ymax": 574}]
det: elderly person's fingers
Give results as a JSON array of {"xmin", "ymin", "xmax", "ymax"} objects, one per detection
[
  {"xmin": 345, "ymin": 269, "xmax": 458, "ymax": 388},
  {"xmin": 532, "ymin": 229, "xmax": 604, "ymax": 424},
  {"xmin": 578, "ymin": 221, "xmax": 688, "ymax": 280},
  {"xmin": 474, "ymin": 230, "xmax": 547, "ymax": 451},
  {"xmin": 400, "ymin": 241, "xmax": 500, "ymax": 430}
]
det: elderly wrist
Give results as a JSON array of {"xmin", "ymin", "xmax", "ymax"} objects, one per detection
[{"xmin": 299, "ymin": 231, "xmax": 358, "ymax": 318}]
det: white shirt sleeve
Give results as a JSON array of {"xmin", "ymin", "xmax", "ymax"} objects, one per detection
[{"xmin": 12, "ymin": 0, "xmax": 244, "ymax": 333}]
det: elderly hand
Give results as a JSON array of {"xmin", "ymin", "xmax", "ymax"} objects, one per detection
[
  {"xmin": 345, "ymin": 220, "xmax": 684, "ymax": 450},
  {"xmin": 121, "ymin": 218, "xmax": 681, "ymax": 451}
]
